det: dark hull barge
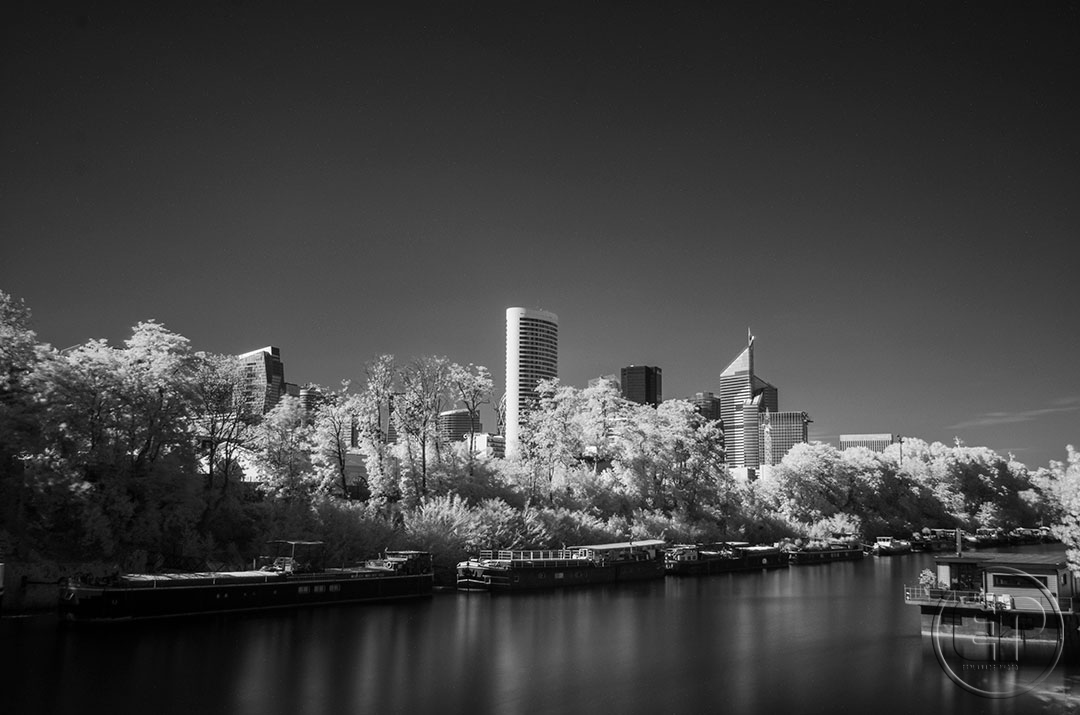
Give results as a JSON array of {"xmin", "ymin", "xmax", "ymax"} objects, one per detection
[
  {"xmin": 456, "ymin": 540, "xmax": 665, "ymax": 591},
  {"xmin": 665, "ymin": 542, "xmax": 786, "ymax": 575},
  {"xmin": 59, "ymin": 547, "xmax": 433, "ymax": 623}
]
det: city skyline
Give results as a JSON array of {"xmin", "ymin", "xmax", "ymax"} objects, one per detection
[{"xmin": 2, "ymin": 3, "xmax": 1077, "ymax": 470}]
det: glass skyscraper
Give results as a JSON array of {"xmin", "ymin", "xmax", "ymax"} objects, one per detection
[
  {"xmin": 238, "ymin": 346, "xmax": 286, "ymax": 416},
  {"xmin": 620, "ymin": 365, "xmax": 662, "ymax": 406}
]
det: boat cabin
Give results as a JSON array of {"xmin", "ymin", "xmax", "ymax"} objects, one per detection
[
  {"xmin": 933, "ymin": 551, "xmax": 1076, "ymax": 614},
  {"xmin": 666, "ymin": 542, "xmax": 749, "ymax": 562},
  {"xmin": 570, "ymin": 540, "xmax": 667, "ymax": 562}
]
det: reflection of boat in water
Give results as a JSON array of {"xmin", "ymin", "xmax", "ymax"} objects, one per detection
[
  {"xmin": 456, "ymin": 540, "xmax": 665, "ymax": 591},
  {"xmin": 665, "ymin": 542, "xmax": 786, "ymax": 575},
  {"xmin": 872, "ymin": 536, "xmax": 913, "ymax": 556},
  {"xmin": 59, "ymin": 541, "xmax": 433, "ymax": 623},
  {"xmin": 784, "ymin": 534, "xmax": 865, "ymax": 565}
]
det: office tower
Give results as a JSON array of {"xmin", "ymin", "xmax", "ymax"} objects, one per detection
[
  {"xmin": 763, "ymin": 411, "xmax": 813, "ymax": 465},
  {"xmin": 688, "ymin": 391, "xmax": 723, "ymax": 422},
  {"xmin": 621, "ymin": 365, "xmax": 662, "ymax": 406},
  {"xmin": 505, "ymin": 307, "xmax": 558, "ymax": 458},
  {"xmin": 439, "ymin": 408, "xmax": 482, "ymax": 442},
  {"xmin": 238, "ymin": 346, "xmax": 286, "ymax": 416},
  {"xmin": 839, "ymin": 434, "xmax": 896, "ymax": 453},
  {"xmin": 719, "ymin": 334, "xmax": 777, "ymax": 473}
]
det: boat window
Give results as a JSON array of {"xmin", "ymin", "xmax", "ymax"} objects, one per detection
[{"xmin": 991, "ymin": 574, "xmax": 1048, "ymax": 589}]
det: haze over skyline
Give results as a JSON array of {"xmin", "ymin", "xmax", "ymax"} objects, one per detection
[{"xmin": 3, "ymin": 2, "xmax": 1077, "ymax": 470}]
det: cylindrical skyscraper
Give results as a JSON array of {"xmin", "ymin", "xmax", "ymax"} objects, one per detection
[{"xmin": 505, "ymin": 307, "xmax": 558, "ymax": 458}]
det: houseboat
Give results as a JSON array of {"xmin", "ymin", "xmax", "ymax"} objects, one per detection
[
  {"xmin": 665, "ymin": 542, "xmax": 786, "ymax": 575},
  {"xmin": 784, "ymin": 534, "xmax": 865, "ymax": 565},
  {"xmin": 911, "ymin": 528, "xmax": 963, "ymax": 552},
  {"xmin": 1007, "ymin": 527, "xmax": 1050, "ymax": 546},
  {"xmin": 964, "ymin": 527, "xmax": 1008, "ymax": 549},
  {"xmin": 59, "ymin": 542, "xmax": 434, "ymax": 623},
  {"xmin": 903, "ymin": 550, "xmax": 1079, "ymax": 659},
  {"xmin": 872, "ymin": 536, "xmax": 913, "ymax": 556},
  {"xmin": 456, "ymin": 540, "xmax": 666, "ymax": 591}
]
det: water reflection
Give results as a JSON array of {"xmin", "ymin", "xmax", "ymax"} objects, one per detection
[{"xmin": 2, "ymin": 547, "xmax": 1076, "ymax": 714}]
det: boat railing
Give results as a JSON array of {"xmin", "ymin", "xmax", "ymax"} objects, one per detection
[
  {"xmin": 904, "ymin": 586, "xmax": 1076, "ymax": 614},
  {"xmin": 478, "ymin": 549, "xmax": 579, "ymax": 562},
  {"xmin": 904, "ymin": 585, "xmax": 983, "ymax": 605}
]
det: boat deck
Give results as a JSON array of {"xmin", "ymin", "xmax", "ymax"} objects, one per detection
[{"xmin": 113, "ymin": 566, "xmax": 402, "ymax": 589}]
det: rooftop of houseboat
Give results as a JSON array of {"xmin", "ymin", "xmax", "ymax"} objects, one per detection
[
  {"xmin": 931, "ymin": 550, "xmax": 1069, "ymax": 569},
  {"xmin": 570, "ymin": 540, "xmax": 667, "ymax": 551}
]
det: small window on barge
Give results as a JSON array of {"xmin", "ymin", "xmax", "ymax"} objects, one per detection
[{"xmin": 991, "ymin": 573, "xmax": 1048, "ymax": 589}]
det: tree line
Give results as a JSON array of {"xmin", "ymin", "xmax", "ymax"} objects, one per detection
[{"xmin": 1, "ymin": 289, "xmax": 1077, "ymax": 579}]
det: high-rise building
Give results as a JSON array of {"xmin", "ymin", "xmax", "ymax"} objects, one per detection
[
  {"xmin": 300, "ymin": 384, "xmax": 324, "ymax": 412},
  {"xmin": 839, "ymin": 434, "xmax": 896, "ymax": 452},
  {"xmin": 439, "ymin": 408, "xmax": 482, "ymax": 442},
  {"xmin": 505, "ymin": 307, "xmax": 558, "ymax": 458},
  {"xmin": 238, "ymin": 346, "xmax": 286, "ymax": 416},
  {"xmin": 763, "ymin": 410, "xmax": 813, "ymax": 465},
  {"xmin": 688, "ymin": 391, "xmax": 723, "ymax": 422},
  {"xmin": 719, "ymin": 334, "xmax": 777, "ymax": 472},
  {"xmin": 621, "ymin": 365, "xmax": 662, "ymax": 406}
]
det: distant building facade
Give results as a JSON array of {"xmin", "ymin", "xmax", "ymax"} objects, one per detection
[
  {"xmin": 439, "ymin": 408, "xmax": 482, "ymax": 442},
  {"xmin": 763, "ymin": 410, "xmax": 813, "ymax": 465},
  {"xmin": 473, "ymin": 433, "xmax": 506, "ymax": 459},
  {"xmin": 719, "ymin": 334, "xmax": 810, "ymax": 478},
  {"xmin": 688, "ymin": 391, "xmax": 723, "ymax": 422},
  {"xmin": 385, "ymin": 391, "xmax": 402, "ymax": 444},
  {"xmin": 621, "ymin": 365, "xmax": 662, "ymax": 406},
  {"xmin": 839, "ymin": 433, "xmax": 897, "ymax": 453},
  {"xmin": 300, "ymin": 384, "xmax": 324, "ymax": 412},
  {"xmin": 238, "ymin": 346, "xmax": 286, "ymax": 415},
  {"xmin": 505, "ymin": 307, "xmax": 558, "ymax": 458},
  {"xmin": 719, "ymin": 334, "xmax": 778, "ymax": 473}
]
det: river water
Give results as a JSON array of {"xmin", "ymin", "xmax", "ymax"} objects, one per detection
[{"xmin": 2, "ymin": 545, "xmax": 1076, "ymax": 714}]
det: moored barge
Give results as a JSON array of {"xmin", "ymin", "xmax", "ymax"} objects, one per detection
[
  {"xmin": 665, "ymin": 542, "xmax": 786, "ymax": 575},
  {"xmin": 871, "ymin": 536, "xmax": 913, "ymax": 556},
  {"xmin": 456, "ymin": 540, "xmax": 665, "ymax": 591},
  {"xmin": 784, "ymin": 535, "xmax": 865, "ymax": 565},
  {"xmin": 59, "ymin": 542, "xmax": 433, "ymax": 623}
]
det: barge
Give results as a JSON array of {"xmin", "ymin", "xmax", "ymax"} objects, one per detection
[
  {"xmin": 871, "ymin": 536, "xmax": 913, "ymax": 556},
  {"xmin": 911, "ymin": 528, "xmax": 964, "ymax": 553},
  {"xmin": 59, "ymin": 542, "xmax": 433, "ymax": 623},
  {"xmin": 665, "ymin": 542, "xmax": 786, "ymax": 575},
  {"xmin": 456, "ymin": 540, "xmax": 665, "ymax": 591},
  {"xmin": 784, "ymin": 535, "xmax": 865, "ymax": 565}
]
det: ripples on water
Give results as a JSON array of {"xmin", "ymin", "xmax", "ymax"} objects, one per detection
[{"xmin": 2, "ymin": 547, "xmax": 1076, "ymax": 715}]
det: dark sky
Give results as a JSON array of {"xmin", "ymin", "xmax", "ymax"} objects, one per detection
[{"xmin": 3, "ymin": 1, "xmax": 1078, "ymax": 469}]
